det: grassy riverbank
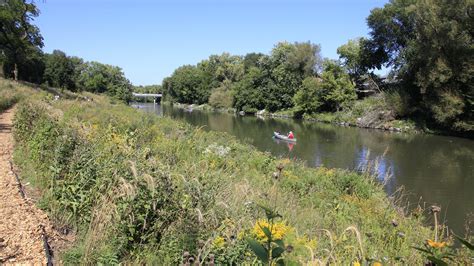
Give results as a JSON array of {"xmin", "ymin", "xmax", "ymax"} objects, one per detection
[{"xmin": 4, "ymin": 79, "xmax": 472, "ymax": 264}]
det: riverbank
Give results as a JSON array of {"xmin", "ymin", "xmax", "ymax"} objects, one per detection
[
  {"xmin": 3, "ymin": 79, "xmax": 472, "ymax": 264},
  {"xmin": 164, "ymin": 99, "xmax": 419, "ymax": 134},
  {"xmin": 166, "ymin": 95, "xmax": 474, "ymax": 138}
]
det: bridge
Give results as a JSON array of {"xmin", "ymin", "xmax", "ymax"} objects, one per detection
[{"xmin": 132, "ymin": 92, "xmax": 162, "ymax": 103}]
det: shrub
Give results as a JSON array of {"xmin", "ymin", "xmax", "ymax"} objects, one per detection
[{"xmin": 208, "ymin": 87, "xmax": 233, "ymax": 109}]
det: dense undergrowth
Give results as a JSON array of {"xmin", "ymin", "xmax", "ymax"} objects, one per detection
[
  {"xmin": 0, "ymin": 79, "xmax": 31, "ymax": 112},
  {"xmin": 4, "ymin": 79, "xmax": 472, "ymax": 264}
]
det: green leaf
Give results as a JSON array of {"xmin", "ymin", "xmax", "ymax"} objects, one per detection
[
  {"xmin": 261, "ymin": 226, "xmax": 272, "ymax": 241},
  {"xmin": 427, "ymin": 256, "xmax": 448, "ymax": 266},
  {"xmin": 247, "ymin": 238, "xmax": 269, "ymax": 263},
  {"xmin": 272, "ymin": 246, "xmax": 285, "ymax": 259},
  {"xmin": 274, "ymin": 239, "xmax": 285, "ymax": 248},
  {"xmin": 412, "ymin": 246, "xmax": 431, "ymax": 254},
  {"xmin": 454, "ymin": 234, "xmax": 474, "ymax": 250}
]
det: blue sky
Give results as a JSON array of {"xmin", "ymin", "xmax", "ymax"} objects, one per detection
[{"xmin": 35, "ymin": 0, "xmax": 389, "ymax": 85}]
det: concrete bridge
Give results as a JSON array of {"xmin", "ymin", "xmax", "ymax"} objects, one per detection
[{"xmin": 132, "ymin": 92, "xmax": 162, "ymax": 103}]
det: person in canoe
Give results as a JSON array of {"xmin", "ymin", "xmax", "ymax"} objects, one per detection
[{"xmin": 288, "ymin": 131, "xmax": 294, "ymax": 139}]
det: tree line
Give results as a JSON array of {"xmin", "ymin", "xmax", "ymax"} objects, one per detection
[
  {"xmin": 163, "ymin": 0, "xmax": 472, "ymax": 133},
  {"xmin": 0, "ymin": 0, "xmax": 132, "ymax": 102},
  {"xmin": 1, "ymin": 0, "xmax": 472, "ymax": 132}
]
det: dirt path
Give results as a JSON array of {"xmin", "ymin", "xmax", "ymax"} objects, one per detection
[{"xmin": 0, "ymin": 107, "xmax": 51, "ymax": 264}]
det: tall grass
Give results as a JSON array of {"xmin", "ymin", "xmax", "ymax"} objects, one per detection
[
  {"xmin": 9, "ymin": 80, "xmax": 449, "ymax": 264},
  {"xmin": 0, "ymin": 79, "xmax": 35, "ymax": 111}
]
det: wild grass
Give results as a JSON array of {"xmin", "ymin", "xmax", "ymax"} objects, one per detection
[
  {"xmin": 0, "ymin": 79, "xmax": 36, "ymax": 111},
  {"xmin": 7, "ymin": 78, "xmax": 471, "ymax": 264}
]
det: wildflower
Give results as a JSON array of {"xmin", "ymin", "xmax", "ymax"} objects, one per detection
[
  {"xmin": 252, "ymin": 219, "xmax": 291, "ymax": 242},
  {"xmin": 373, "ymin": 262, "xmax": 382, "ymax": 266},
  {"xmin": 353, "ymin": 262, "xmax": 361, "ymax": 266},
  {"xmin": 427, "ymin": 239, "xmax": 447, "ymax": 248},
  {"xmin": 212, "ymin": 236, "xmax": 226, "ymax": 249}
]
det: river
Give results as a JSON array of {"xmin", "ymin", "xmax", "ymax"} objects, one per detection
[{"xmin": 133, "ymin": 102, "xmax": 474, "ymax": 235}]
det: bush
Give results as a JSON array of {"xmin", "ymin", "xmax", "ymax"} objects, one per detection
[
  {"xmin": 430, "ymin": 90, "xmax": 465, "ymax": 126},
  {"xmin": 385, "ymin": 90, "xmax": 411, "ymax": 117},
  {"xmin": 208, "ymin": 87, "xmax": 233, "ymax": 109},
  {"xmin": 242, "ymin": 105, "xmax": 258, "ymax": 114}
]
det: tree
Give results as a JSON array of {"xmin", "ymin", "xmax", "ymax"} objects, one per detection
[
  {"xmin": 320, "ymin": 60, "xmax": 357, "ymax": 112},
  {"xmin": 77, "ymin": 61, "xmax": 132, "ymax": 102},
  {"xmin": 162, "ymin": 65, "xmax": 211, "ymax": 104},
  {"xmin": 293, "ymin": 77, "xmax": 324, "ymax": 117},
  {"xmin": 243, "ymin": 52, "xmax": 266, "ymax": 71},
  {"xmin": 362, "ymin": 0, "xmax": 417, "ymax": 71},
  {"xmin": 0, "ymin": 0, "xmax": 43, "ymax": 81},
  {"xmin": 363, "ymin": 0, "xmax": 473, "ymax": 131},
  {"xmin": 232, "ymin": 67, "xmax": 268, "ymax": 112},
  {"xmin": 209, "ymin": 83, "xmax": 233, "ymax": 109},
  {"xmin": 266, "ymin": 41, "xmax": 323, "ymax": 111},
  {"xmin": 337, "ymin": 38, "xmax": 367, "ymax": 80},
  {"xmin": 43, "ymin": 50, "xmax": 76, "ymax": 90}
]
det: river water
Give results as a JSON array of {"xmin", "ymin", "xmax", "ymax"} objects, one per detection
[{"xmin": 134, "ymin": 103, "xmax": 474, "ymax": 234}]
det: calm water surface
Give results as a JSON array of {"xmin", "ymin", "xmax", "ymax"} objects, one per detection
[{"xmin": 134, "ymin": 103, "xmax": 474, "ymax": 234}]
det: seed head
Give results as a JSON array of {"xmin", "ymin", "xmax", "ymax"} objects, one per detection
[{"xmin": 430, "ymin": 205, "xmax": 441, "ymax": 214}]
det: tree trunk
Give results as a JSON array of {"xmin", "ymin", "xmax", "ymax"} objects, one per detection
[
  {"xmin": 13, "ymin": 63, "xmax": 18, "ymax": 81},
  {"xmin": 0, "ymin": 63, "xmax": 4, "ymax": 78}
]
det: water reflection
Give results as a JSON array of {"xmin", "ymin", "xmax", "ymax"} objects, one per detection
[{"xmin": 135, "ymin": 103, "xmax": 474, "ymax": 234}]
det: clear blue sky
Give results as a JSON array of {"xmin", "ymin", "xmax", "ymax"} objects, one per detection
[{"xmin": 35, "ymin": 0, "xmax": 389, "ymax": 86}]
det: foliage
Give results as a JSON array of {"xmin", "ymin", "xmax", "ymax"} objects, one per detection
[
  {"xmin": 162, "ymin": 65, "xmax": 211, "ymax": 104},
  {"xmin": 293, "ymin": 77, "xmax": 324, "ymax": 117},
  {"xmin": 0, "ymin": 0, "xmax": 43, "ymax": 81},
  {"xmin": 362, "ymin": 0, "xmax": 473, "ymax": 132},
  {"xmin": 133, "ymin": 84, "xmax": 161, "ymax": 94},
  {"xmin": 293, "ymin": 60, "xmax": 357, "ymax": 117},
  {"xmin": 162, "ymin": 42, "xmax": 322, "ymax": 113},
  {"xmin": 6, "ymin": 81, "xmax": 444, "ymax": 264},
  {"xmin": 208, "ymin": 84, "xmax": 233, "ymax": 109},
  {"xmin": 43, "ymin": 50, "xmax": 77, "ymax": 90},
  {"xmin": 337, "ymin": 38, "xmax": 365, "ymax": 78},
  {"xmin": 319, "ymin": 60, "xmax": 357, "ymax": 112},
  {"xmin": 76, "ymin": 61, "xmax": 132, "ymax": 102},
  {"xmin": 0, "ymin": 78, "xmax": 32, "ymax": 111}
]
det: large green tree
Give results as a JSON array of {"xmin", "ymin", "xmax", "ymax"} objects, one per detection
[
  {"xmin": 162, "ymin": 65, "xmax": 211, "ymax": 104},
  {"xmin": 77, "ymin": 61, "xmax": 132, "ymax": 102},
  {"xmin": 337, "ymin": 38, "xmax": 369, "ymax": 81},
  {"xmin": 43, "ymin": 50, "xmax": 77, "ymax": 90},
  {"xmin": 0, "ymin": 0, "xmax": 43, "ymax": 81},
  {"xmin": 265, "ymin": 41, "xmax": 323, "ymax": 111},
  {"xmin": 293, "ymin": 60, "xmax": 356, "ymax": 115},
  {"xmin": 363, "ymin": 0, "xmax": 473, "ymax": 131}
]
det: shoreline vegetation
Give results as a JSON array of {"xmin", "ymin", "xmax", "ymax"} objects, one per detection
[
  {"xmin": 3, "ymin": 79, "xmax": 473, "ymax": 264},
  {"xmin": 158, "ymin": 1, "xmax": 472, "ymax": 138},
  {"xmin": 162, "ymin": 100, "xmax": 421, "ymax": 134}
]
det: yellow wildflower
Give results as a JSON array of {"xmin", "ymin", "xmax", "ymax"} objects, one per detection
[
  {"xmin": 252, "ymin": 219, "xmax": 291, "ymax": 242},
  {"xmin": 212, "ymin": 236, "xmax": 226, "ymax": 249},
  {"xmin": 373, "ymin": 262, "xmax": 382, "ymax": 266},
  {"xmin": 353, "ymin": 262, "xmax": 361, "ymax": 266},
  {"xmin": 427, "ymin": 239, "xmax": 447, "ymax": 248}
]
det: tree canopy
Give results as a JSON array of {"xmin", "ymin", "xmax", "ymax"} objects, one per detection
[
  {"xmin": 362, "ymin": 0, "xmax": 473, "ymax": 131},
  {"xmin": 0, "ymin": 0, "xmax": 43, "ymax": 81}
]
